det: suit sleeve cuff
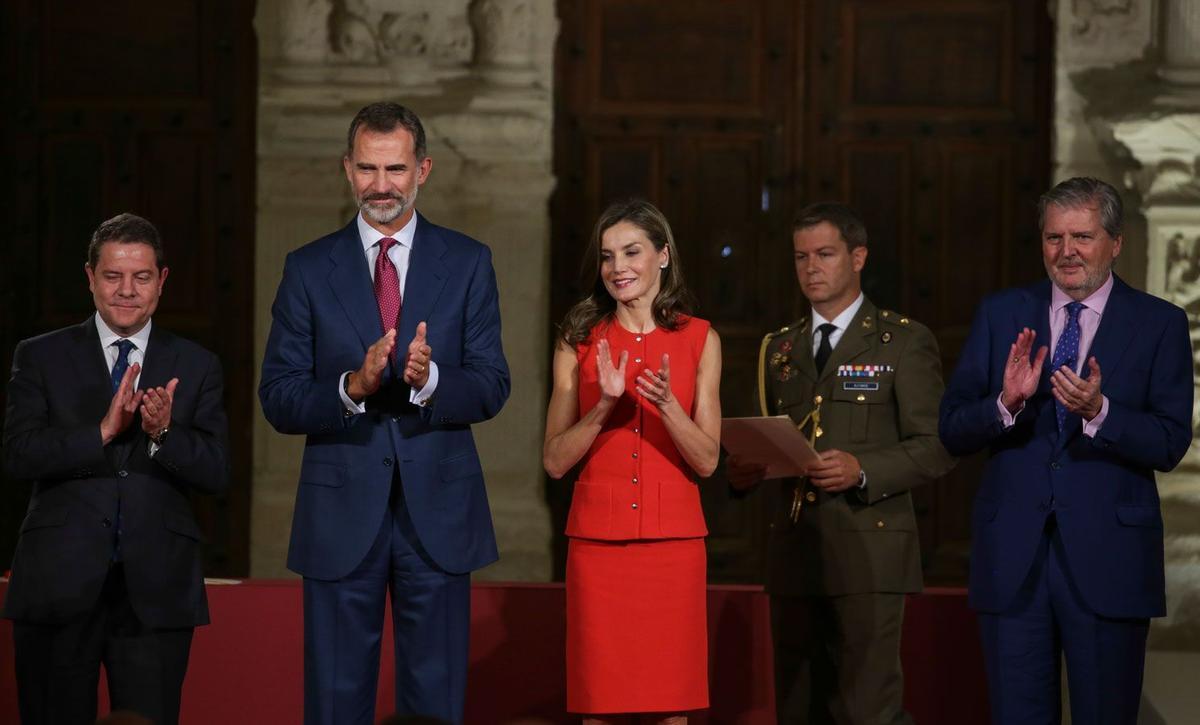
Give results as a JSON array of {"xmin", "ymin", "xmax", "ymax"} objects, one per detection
[
  {"xmin": 339, "ymin": 371, "xmax": 366, "ymax": 414},
  {"xmin": 409, "ymin": 361, "xmax": 439, "ymax": 407},
  {"xmin": 996, "ymin": 392, "xmax": 1023, "ymax": 428},
  {"xmin": 1082, "ymin": 395, "xmax": 1109, "ymax": 438}
]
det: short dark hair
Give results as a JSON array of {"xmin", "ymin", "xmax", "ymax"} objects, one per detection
[
  {"xmin": 87, "ymin": 213, "xmax": 165, "ymax": 269},
  {"xmin": 792, "ymin": 202, "xmax": 868, "ymax": 250},
  {"xmin": 346, "ymin": 102, "xmax": 427, "ymax": 159},
  {"xmin": 1038, "ymin": 176, "xmax": 1123, "ymax": 238}
]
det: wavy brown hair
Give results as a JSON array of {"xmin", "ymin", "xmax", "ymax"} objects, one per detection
[{"xmin": 558, "ymin": 198, "xmax": 696, "ymax": 346}]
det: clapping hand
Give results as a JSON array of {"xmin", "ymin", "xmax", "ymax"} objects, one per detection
[
  {"xmin": 100, "ymin": 363, "xmax": 144, "ymax": 445},
  {"xmin": 404, "ymin": 321, "xmax": 432, "ymax": 388},
  {"xmin": 1001, "ymin": 328, "xmax": 1047, "ymax": 413},
  {"xmin": 636, "ymin": 353, "xmax": 676, "ymax": 410},
  {"xmin": 140, "ymin": 378, "xmax": 179, "ymax": 436},
  {"xmin": 596, "ymin": 339, "xmax": 628, "ymax": 401},
  {"xmin": 346, "ymin": 329, "xmax": 397, "ymax": 401},
  {"xmin": 1051, "ymin": 356, "xmax": 1104, "ymax": 420}
]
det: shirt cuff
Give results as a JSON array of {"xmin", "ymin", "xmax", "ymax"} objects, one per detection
[
  {"xmin": 409, "ymin": 361, "xmax": 439, "ymax": 407},
  {"xmin": 339, "ymin": 371, "xmax": 366, "ymax": 415},
  {"xmin": 1082, "ymin": 395, "xmax": 1109, "ymax": 438},
  {"xmin": 857, "ymin": 469, "xmax": 867, "ymax": 490},
  {"xmin": 148, "ymin": 440, "xmax": 160, "ymax": 457},
  {"xmin": 996, "ymin": 393, "xmax": 1024, "ymax": 429}
]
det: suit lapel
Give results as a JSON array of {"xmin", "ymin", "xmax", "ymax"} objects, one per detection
[
  {"xmin": 1022, "ymin": 281, "xmax": 1053, "ymax": 395},
  {"xmin": 819, "ymin": 300, "xmax": 873, "ymax": 383},
  {"xmin": 327, "ymin": 219, "xmax": 385, "ymax": 352},
  {"xmin": 794, "ymin": 316, "xmax": 817, "ymax": 382},
  {"xmin": 397, "ymin": 213, "xmax": 448, "ymax": 345},
  {"xmin": 1085, "ymin": 276, "xmax": 1135, "ymax": 383},
  {"xmin": 72, "ymin": 317, "xmax": 116, "ymax": 423},
  {"xmin": 138, "ymin": 326, "xmax": 178, "ymax": 392}
]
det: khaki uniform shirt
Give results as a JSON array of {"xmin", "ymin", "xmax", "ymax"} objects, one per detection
[{"xmin": 759, "ymin": 297, "xmax": 955, "ymax": 596}]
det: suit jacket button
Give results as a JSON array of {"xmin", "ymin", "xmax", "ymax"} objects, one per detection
[
  {"xmin": 1050, "ymin": 462, "xmax": 1061, "ymax": 470},
  {"xmin": 631, "ymin": 503, "xmax": 638, "ymax": 509},
  {"xmin": 383, "ymin": 457, "xmax": 393, "ymax": 466},
  {"xmin": 102, "ymin": 518, "xmax": 112, "ymax": 528},
  {"xmin": 117, "ymin": 470, "xmax": 128, "ymax": 478},
  {"xmin": 875, "ymin": 520, "xmax": 885, "ymax": 528}
]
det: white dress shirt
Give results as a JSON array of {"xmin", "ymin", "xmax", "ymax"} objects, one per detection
[
  {"xmin": 339, "ymin": 212, "xmax": 439, "ymax": 413},
  {"xmin": 95, "ymin": 313, "xmax": 150, "ymax": 389},
  {"xmin": 810, "ymin": 292, "xmax": 865, "ymax": 356}
]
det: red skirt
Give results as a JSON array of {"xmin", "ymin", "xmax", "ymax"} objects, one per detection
[{"xmin": 566, "ymin": 537, "xmax": 709, "ymax": 714}]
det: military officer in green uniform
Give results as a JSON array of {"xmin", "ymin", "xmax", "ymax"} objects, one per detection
[{"xmin": 729, "ymin": 202, "xmax": 955, "ymax": 725}]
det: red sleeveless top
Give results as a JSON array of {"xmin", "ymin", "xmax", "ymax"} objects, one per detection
[{"xmin": 565, "ymin": 315, "xmax": 710, "ymax": 541}]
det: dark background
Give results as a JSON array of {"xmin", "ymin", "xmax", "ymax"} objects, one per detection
[{"xmin": 1, "ymin": 0, "xmax": 1052, "ymax": 585}]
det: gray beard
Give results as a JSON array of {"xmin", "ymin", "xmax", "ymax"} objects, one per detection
[{"xmin": 357, "ymin": 186, "xmax": 418, "ymax": 225}]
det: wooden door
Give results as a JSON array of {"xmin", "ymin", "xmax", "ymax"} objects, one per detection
[
  {"xmin": 552, "ymin": 0, "xmax": 1051, "ymax": 584},
  {"xmin": 0, "ymin": 0, "xmax": 257, "ymax": 576}
]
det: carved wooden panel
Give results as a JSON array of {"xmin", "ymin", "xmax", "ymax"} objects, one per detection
[
  {"xmin": 0, "ymin": 0, "xmax": 256, "ymax": 576},
  {"xmin": 590, "ymin": 0, "xmax": 767, "ymax": 115},
  {"xmin": 841, "ymin": 0, "xmax": 1013, "ymax": 117},
  {"xmin": 40, "ymin": 1, "xmax": 205, "ymax": 98}
]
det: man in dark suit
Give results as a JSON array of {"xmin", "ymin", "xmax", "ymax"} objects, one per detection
[
  {"xmin": 940, "ymin": 177, "xmax": 1193, "ymax": 724},
  {"xmin": 729, "ymin": 202, "xmax": 955, "ymax": 724},
  {"xmin": 259, "ymin": 102, "xmax": 510, "ymax": 725},
  {"xmin": 3, "ymin": 213, "xmax": 230, "ymax": 724}
]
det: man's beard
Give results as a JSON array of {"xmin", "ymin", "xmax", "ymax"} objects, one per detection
[
  {"xmin": 358, "ymin": 187, "xmax": 417, "ymax": 225},
  {"xmin": 1049, "ymin": 257, "xmax": 1110, "ymax": 296}
]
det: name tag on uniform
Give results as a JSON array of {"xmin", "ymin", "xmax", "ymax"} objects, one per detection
[{"xmin": 843, "ymin": 381, "xmax": 879, "ymax": 391}]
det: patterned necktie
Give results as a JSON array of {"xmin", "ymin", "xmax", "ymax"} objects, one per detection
[
  {"xmin": 110, "ymin": 339, "xmax": 136, "ymax": 393},
  {"xmin": 374, "ymin": 237, "xmax": 402, "ymax": 350},
  {"xmin": 814, "ymin": 323, "xmax": 837, "ymax": 375},
  {"xmin": 1051, "ymin": 301, "xmax": 1085, "ymax": 430}
]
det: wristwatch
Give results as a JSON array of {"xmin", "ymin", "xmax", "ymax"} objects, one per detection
[{"xmin": 150, "ymin": 427, "xmax": 170, "ymax": 446}]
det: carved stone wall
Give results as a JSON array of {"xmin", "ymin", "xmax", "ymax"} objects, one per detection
[
  {"xmin": 1057, "ymin": 0, "xmax": 1200, "ymax": 657},
  {"xmin": 252, "ymin": 0, "xmax": 557, "ymax": 581}
]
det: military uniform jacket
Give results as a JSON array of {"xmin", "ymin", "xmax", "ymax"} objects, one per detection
[{"xmin": 760, "ymin": 297, "xmax": 954, "ymax": 597}]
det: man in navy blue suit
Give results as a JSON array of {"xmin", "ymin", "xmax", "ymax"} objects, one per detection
[
  {"xmin": 940, "ymin": 177, "xmax": 1193, "ymax": 724},
  {"xmin": 260, "ymin": 102, "xmax": 510, "ymax": 725}
]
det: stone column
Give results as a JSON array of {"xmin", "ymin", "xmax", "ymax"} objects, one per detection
[
  {"xmin": 472, "ymin": 0, "xmax": 537, "ymax": 87},
  {"xmin": 253, "ymin": 0, "xmax": 558, "ymax": 581},
  {"xmin": 1112, "ymin": 112, "xmax": 1200, "ymax": 650},
  {"xmin": 1161, "ymin": 0, "xmax": 1200, "ymax": 88}
]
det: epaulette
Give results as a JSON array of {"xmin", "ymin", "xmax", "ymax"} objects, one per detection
[{"xmin": 878, "ymin": 309, "xmax": 913, "ymax": 327}]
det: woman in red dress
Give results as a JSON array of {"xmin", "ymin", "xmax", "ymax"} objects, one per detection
[{"xmin": 544, "ymin": 199, "xmax": 722, "ymax": 724}]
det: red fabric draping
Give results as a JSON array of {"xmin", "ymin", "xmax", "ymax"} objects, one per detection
[{"xmin": 0, "ymin": 581, "xmax": 986, "ymax": 724}]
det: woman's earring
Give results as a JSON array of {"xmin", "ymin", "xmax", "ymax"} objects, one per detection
[{"xmin": 660, "ymin": 263, "xmax": 668, "ymax": 269}]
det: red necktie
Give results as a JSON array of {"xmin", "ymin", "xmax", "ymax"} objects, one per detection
[{"xmin": 374, "ymin": 238, "xmax": 402, "ymax": 346}]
